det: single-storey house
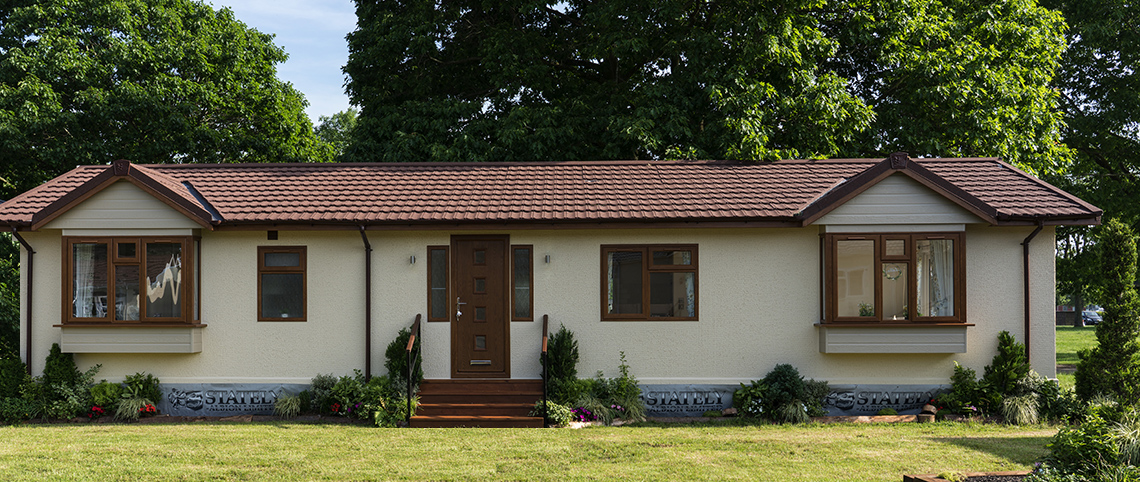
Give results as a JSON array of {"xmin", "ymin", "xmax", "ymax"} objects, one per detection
[{"xmin": 0, "ymin": 153, "xmax": 1101, "ymax": 419}]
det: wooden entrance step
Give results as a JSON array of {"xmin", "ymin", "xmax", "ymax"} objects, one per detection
[{"xmin": 411, "ymin": 379, "xmax": 545, "ymax": 428}]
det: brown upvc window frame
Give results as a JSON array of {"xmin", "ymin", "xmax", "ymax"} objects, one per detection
[
  {"xmin": 426, "ymin": 246, "xmax": 450, "ymax": 322},
  {"xmin": 824, "ymin": 233, "xmax": 965, "ymax": 324},
  {"xmin": 257, "ymin": 246, "xmax": 307, "ymax": 322},
  {"xmin": 601, "ymin": 244, "xmax": 699, "ymax": 322},
  {"xmin": 511, "ymin": 245, "xmax": 534, "ymax": 321},
  {"xmin": 63, "ymin": 236, "xmax": 198, "ymax": 325}
]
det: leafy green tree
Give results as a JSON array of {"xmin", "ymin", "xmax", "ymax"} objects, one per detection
[
  {"xmin": 1075, "ymin": 219, "xmax": 1140, "ymax": 403},
  {"xmin": 314, "ymin": 108, "xmax": 358, "ymax": 161},
  {"xmin": 344, "ymin": 0, "xmax": 874, "ymax": 163},
  {"xmin": 344, "ymin": 0, "xmax": 1069, "ymax": 175},
  {"xmin": 1042, "ymin": 0, "xmax": 1139, "ymax": 307},
  {"xmin": 0, "ymin": 0, "xmax": 330, "ymax": 200},
  {"xmin": 830, "ymin": 0, "xmax": 1071, "ymax": 176},
  {"xmin": 0, "ymin": 233, "xmax": 18, "ymax": 358}
]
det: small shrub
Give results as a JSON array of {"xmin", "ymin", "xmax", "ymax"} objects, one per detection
[
  {"xmin": 384, "ymin": 327, "xmax": 423, "ymax": 397},
  {"xmin": 309, "ymin": 373, "xmax": 336, "ymax": 415},
  {"xmin": 980, "ymin": 331, "xmax": 1031, "ymax": 413},
  {"xmin": 937, "ymin": 472, "xmax": 966, "ymax": 482},
  {"xmin": 702, "ymin": 410, "xmax": 723, "ymax": 418},
  {"xmin": 531, "ymin": 400, "xmax": 573, "ymax": 427},
  {"xmin": 122, "ymin": 373, "xmax": 161, "ymax": 404},
  {"xmin": 41, "ymin": 343, "xmax": 79, "ymax": 389},
  {"xmin": 89, "ymin": 381, "xmax": 122, "ymax": 409},
  {"xmin": 0, "ymin": 397, "xmax": 36, "ymax": 424},
  {"xmin": 733, "ymin": 381, "xmax": 766, "ymax": 418},
  {"xmin": 876, "ymin": 408, "xmax": 899, "ymax": 416},
  {"xmin": 115, "ymin": 396, "xmax": 152, "ymax": 422},
  {"xmin": 297, "ymin": 390, "xmax": 312, "ymax": 414},
  {"xmin": 1001, "ymin": 394, "xmax": 1040, "ymax": 425},
  {"xmin": 274, "ymin": 394, "xmax": 301, "ymax": 419},
  {"xmin": 543, "ymin": 324, "xmax": 579, "ymax": 405},
  {"xmin": 771, "ymin": 402, "xmax": 810, "ymax": 424},
  {"xmin": 803, "ymin": 379, "xmax": 830, "ymax": 417},
  {"xmin": 0, "ymin": 356, "xmax": 25, "ymax": 398}
]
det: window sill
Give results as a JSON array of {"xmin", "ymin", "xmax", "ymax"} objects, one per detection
[
  {"xmin": 815, "ymin": 323, "xmax": 969, "ymax": 354},
  {"xmin": 57, "ymin": 324, "xmax": 205, "ymax": 353}
]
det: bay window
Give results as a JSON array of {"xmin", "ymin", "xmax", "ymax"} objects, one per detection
[
  {"xmin": 65, "ymin": 237, "xmax": 198, "ymax": 324},
  {"xmin": 825, "ymin": 233, "xmax": 963, "ymax": 323}
]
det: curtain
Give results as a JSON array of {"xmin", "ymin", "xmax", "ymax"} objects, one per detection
[
  {"xmin": 73, "ymin": 244, "xmax": 96, "ymax": 317},
  {"xmin": 929, "ymin": 240, "xmax": 953, "ymax": 316}
]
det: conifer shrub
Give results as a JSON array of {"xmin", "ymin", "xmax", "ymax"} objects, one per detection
[
  {"xmin": 979, "ymin": 331, "xmax": 1031, "ymax": 413},
  {"xmin": 756, "ymin": 364, "xmax": 829, "ymax": 423},
  {"xmin": 41, "ymin": 343, "xmax": 79, "ymax": 389},
  {"xmin": 543, "ymin": 324, "xmax": 579, "ymax": 405},
  {"xmin": 1075, "ymin": 219, "xmax": 1140, "ymax": 404},
  {"xmin": 384, "ymin": 327, "xmax": 423, "ymax": 397}
]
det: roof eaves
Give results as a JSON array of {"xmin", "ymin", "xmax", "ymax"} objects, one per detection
[
  {"xmin": 30, "ymin": 160, "xmax": 215, "ymax": 231},
  {"xmin": 796, "ymin": 153, "xmax": 1001, "ymax": 226}
]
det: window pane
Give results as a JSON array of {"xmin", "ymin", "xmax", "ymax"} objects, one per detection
[
  {"xmin": 882, "ymin": 263, "xmax": 907, "ymax": 320},
  {"xmin": 115, "ymin": 266, "xmax": 140, "ymax": 321},
  {"xmin": 652, "ymin": 250, "xmax": 692, "ymax": 266},
  {"xmin": 885, "ymin": 239, "xmax": 906, "ymax": 257},
  {"xmin": 607, "ymin": 251, "xmax": 643, "ymax": 315},
  {"xmin": 513, "ymin": 248, "xmax": 531, "ymax": 318},
  {"xmin": 73, "ymin": 243, "xmax": 108, "ymax": 318},
  {"xmin": 649, "ymin": 272, "xmax": 696, "ymax": 317},
  {"xmin": 837, "ymin": 239, "xmax": 875, "ymax": 317},
  {"xmin": 146, "ymin": 243, "xmax": 182, "ymax": 318},
  {"xmin": 429, "ymin": 248, "xmax": 447, "ymax": 319},
  {"xmin": 117, "ymin": 242, "xmax": 136, "ymax": 259},
  {"xmin": 264, "ymin": 252, "xmax": 300, "ymax": 267},
  {"xmin": 917, "ymin": 239, "xmax": 954, "ymax": 317},
  {"xmin": 262, "ymin": 273, "xmax": 303, "ymax": 318}
]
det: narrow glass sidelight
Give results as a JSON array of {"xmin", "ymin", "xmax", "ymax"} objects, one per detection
[
  {"xmin": 427, "ymin": 247, "xmax": 449, "ymax": 321},
  {"xmin": 72, "ymin": 243, "xmax": 108, "ymax": 318},
  {"xmin": 917, "ymin": 239, "xmax": 955, "ymax": 317},
  {"xmin": 836, "ymin": 239, "xmax": 875, "ymax": 317},
  {"xmin": 512, "ymin": 246, "xmax": 532, "ymax": 320},
  {"xmin": 882, "ymin": 263, "xmax": 907, "ymax": 320},
  {"xmin": 114, "ymin": 265, "xmax": 140, "ymax": 321},
  {"xmin": 146, "ymin": 243, "xmax": 182, "ymax": 318}
]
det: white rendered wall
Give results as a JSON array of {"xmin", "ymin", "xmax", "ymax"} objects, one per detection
[{"xmin": 21, "ymin": 225, "xmax": 1057, "ymax": 386}]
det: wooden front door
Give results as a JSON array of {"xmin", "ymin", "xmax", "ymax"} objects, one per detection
[{"xmin": 451, "ymin": 235, "xmax": 510, "ymax": 378}]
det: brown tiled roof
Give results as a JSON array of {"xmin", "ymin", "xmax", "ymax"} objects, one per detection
[{"xmin": 0, "ymin": 158, "xmax": 1101, "ymax": 229}]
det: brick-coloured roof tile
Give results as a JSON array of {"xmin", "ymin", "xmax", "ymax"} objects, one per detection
[{"xmin": 0, "ymin": 159, "xmax": 1100, "ymax": 227}]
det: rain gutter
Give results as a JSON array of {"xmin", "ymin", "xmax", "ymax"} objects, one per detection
[{"xmin": 359, "ymin": 226, "xmax": 373, "ymax": 380}]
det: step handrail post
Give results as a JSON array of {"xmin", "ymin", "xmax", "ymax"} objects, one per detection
[
  {"xmin": 406, "ymin": 314, "xmax": 422, "ymax": 425},
  {"xmin": 541, "ymin": 314, "xmax": 549, "ymax": 426}
]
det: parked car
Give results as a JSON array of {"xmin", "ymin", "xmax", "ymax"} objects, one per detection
[{"xmin": 1082, "ymin": 310, "xmax": 1103, "ymax": 325}]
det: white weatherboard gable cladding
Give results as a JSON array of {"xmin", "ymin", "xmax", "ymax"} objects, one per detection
[
  {"xmin": 817, "ymin": 174, "xmax": 985, "ymax": 226},
  {"xmin": 43, "ymin": 180, "xmax": 200, "ymax": 232}
]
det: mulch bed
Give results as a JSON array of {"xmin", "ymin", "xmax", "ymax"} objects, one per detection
[{"xmin": 904, "ymin": 472, "xmax": 1029, "ymax": 482}]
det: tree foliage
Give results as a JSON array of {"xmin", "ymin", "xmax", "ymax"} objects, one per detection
[
  {"xmin": 1075, "ymin": 219, "xmax": 1140, "ymax": 403},
  {"xmin": 314, "ymin": 109, "xmax": 358, "ymax": 162},
  {"xmin": 831, "ymin": 0, "xmax": 1070, "ymax": 175},
  {"xmin": 1044, "ymin": 0, "xmax": 1140, "ymax": 306},
  {"xmin": 0, "ymin": 0, "xmax": 330, "ymax": 200},
  {"xmin": 345, "ymin": 0, "xmax": 1069, "ymax": 175}
]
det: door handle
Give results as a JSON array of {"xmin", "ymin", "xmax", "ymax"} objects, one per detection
[{"xmin": 456, "ymin": 296, "xmax": 467, "ymax": 319}]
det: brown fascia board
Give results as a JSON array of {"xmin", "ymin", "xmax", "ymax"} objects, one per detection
[
  {"xmin": 30, "ymin": 162, "xmax": 215, "ymax": 231},
  {"xmin": 210, "ymin": 216, "xmax": 805, "ymax": 231},
  {"xmin": 796, "ymin": 157, "xmax": 1000, "ymax": 226}
]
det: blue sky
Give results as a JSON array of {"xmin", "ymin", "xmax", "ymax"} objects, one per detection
[{"xmin": 207, "ymin": 0, "xmax": 357, "ymax": 123}]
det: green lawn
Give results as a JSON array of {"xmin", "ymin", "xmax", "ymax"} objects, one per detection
[
  {"xmin": 1055, "ymin": 325, "xmax": 1098, "ymax": 389},
  {"xmin": 0, "ymin": 422, "xmax": 1053, "ymax": 481}
]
